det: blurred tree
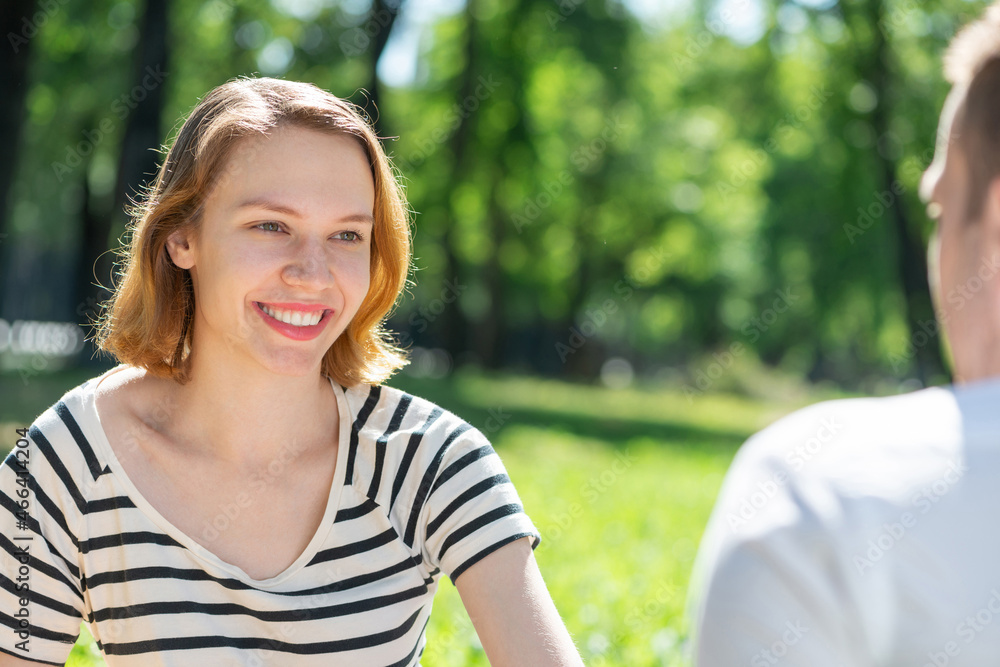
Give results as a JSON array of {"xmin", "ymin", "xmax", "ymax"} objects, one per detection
[
  {"xmin": 0, "ymin": 0, "xmax": 38, "ymax": 311},
  {"xmin": 74, "ymin": 0, "xmax": 170, "ymax": 367},
  {"xmin": 849, "ymin": 0, "xmax": 944, "ymax": 383},
  {"xmin": 3, "ymin": 0, "xmax": 990, "ymax": 389},
  {"xmin": 361, "ymin": 0, "xmax": 404, "ymax": 136}
]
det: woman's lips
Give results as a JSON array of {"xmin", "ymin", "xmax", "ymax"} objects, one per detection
[{"xmin": 253, "ymin": 301, "xmax": 333, "ymax": 341}]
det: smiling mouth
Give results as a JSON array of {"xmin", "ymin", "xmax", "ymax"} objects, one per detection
[{"xmin": 255, "ymin": 302, "xmax": 331, "ymax": 327}]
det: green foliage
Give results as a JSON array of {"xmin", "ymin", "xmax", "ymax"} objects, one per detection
[{"xmin": 5, "ymin": 0, "xmax": 992, "ymax": 386}]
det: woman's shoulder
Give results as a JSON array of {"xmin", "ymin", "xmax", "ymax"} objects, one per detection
[
  {"xmin": 339, "ymin": 381, "xmax": 495, "ymax": 488},
  {"xmin": 25, "ymin": 365, "xmax": 123, "ymax": 435},
  {"xmin": 3, "ymin": 367, "xmax": 123, "ymax": 512},
  {"xmin": 336, "ymin": 381, "xmax": 536, "ymax": 579},
  {"xmin": 341, "ymin": 381, "xmax": 480, "ymax": 439},
  {"xmin": 31, "ymin": 364, "xmax": 141, "ymax": 425}
]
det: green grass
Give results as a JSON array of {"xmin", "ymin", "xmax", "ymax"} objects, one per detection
[
  {"xmin": 2, "ymin": 365, "xmax": 834, "ymax": 666},
  {"xmin": 390, "ymin": 371, "xmax": 817, "ymax": 667}
]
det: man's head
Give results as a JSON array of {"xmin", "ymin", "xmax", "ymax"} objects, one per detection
[{"xmin": 920, "ymin": 2, "xmax": 1000, "ymax": 383}]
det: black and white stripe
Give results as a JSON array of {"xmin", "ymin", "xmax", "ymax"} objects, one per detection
[{"xmin": 0, "ymin": 369, "xmax": 541, "ymax": 666}]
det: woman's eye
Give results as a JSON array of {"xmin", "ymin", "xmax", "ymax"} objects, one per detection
[
  {"xmin": 254, "ymin": 223, "xmax": 362, "ymax": 242},
  {"xmin": 336, "ymin": 230, "xmax": 364, "ymax": 243}
]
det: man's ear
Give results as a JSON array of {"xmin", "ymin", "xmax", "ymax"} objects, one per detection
[{"xmin": 165, "ymin": 226, "xmax": 196, "ymax": 270}]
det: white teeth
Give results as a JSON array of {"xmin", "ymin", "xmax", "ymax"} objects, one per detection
[{"xmin": 260, "ymin": 304, "xmax": 324, "ymax": 327}]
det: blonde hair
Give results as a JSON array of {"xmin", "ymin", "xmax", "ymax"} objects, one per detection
[
  {"xmin": 95, "ymin": 76, "xmax": 412, "ymax": 386},
  {"xmin": 943, "ymin": 1, "xmax": 1000, "ymax": 220}
]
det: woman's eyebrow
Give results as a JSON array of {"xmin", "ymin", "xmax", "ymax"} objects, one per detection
[{"xmin": 235, "ymin": 196, "xmax": 374, "ymax": 225}]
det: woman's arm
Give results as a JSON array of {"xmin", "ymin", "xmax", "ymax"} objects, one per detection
[
  {"xmin": 0, "ymin": 653, "xmax": 56, "ymax": 666},
  {"xmin": 454, "ymin": 536, "xmax": 584, "ymax": 666}
]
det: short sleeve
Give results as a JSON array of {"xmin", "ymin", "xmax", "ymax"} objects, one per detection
[
  {"xmin": 1, "ymin": 427, "xmax": 85, "ymax": 665},
  {"xmin": 418, "ymin": 426, "xmax": 541, "ymax": 583}
]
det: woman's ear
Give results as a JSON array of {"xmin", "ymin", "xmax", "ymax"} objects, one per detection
[{"xmin": 165, "ymin": 227, "xmax": 196, "ymax": 270}]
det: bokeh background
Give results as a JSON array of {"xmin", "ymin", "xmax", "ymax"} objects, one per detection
[{"xmin": 0, "ymin": 0, "xmax": 988, "ymax": 664}]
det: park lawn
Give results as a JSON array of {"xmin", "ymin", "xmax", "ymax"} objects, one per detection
[{"xmin": 0, "ymin": 367, "xmax": 822, "ymax": 667}]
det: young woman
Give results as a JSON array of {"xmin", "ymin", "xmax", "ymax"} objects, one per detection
[{"xmin": 0, "ymin": 76, "xmax": 582, "ymax": 666}]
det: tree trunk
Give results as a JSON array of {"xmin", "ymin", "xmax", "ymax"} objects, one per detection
[
  {"xmin": 0, "ymin": 0, "xmax": 38, "ymax": 315},
  {"xmin": 360, "ymin": 0, "xmax": 403, "ymax": 137},
  {"xmin": 863, "ymin": 0, "xmax": 946, "ymax": 384},
  {"xmin": 111, "ymin": 0, "xmax": 169, "ymax": 241},
  {"xmin": 477, "ymin": 190, "xmax": 508, "ymax": 369},
  {"xmin": 76, "ymin": 0, "xmax": 170, "ymax": 367},
  {"xmin": 436, "ymin": 0, "xmax": 479, "ymax": 361}
]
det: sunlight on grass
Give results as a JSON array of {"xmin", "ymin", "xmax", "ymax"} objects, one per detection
[
  {"xmin": 66, "ymin": 623, "xmax": 102, "ymax": 666},
  {"xmin": 421, "ymin": 423, "xmax": 737, "ymax": 666}
]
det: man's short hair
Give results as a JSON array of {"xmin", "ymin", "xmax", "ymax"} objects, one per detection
[{"xmin": 944, "ymin": 1, "xmax": 1000, "ymax": 221}]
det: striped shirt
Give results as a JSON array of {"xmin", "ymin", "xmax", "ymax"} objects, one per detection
[{"xmin": 0, "ymin": 367, "xmax": 540, "ymax": 666}]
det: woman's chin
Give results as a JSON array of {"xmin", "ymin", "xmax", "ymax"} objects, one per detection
[{"xmin": 254, "ymin": 350, "xmax": 328, "ymax": 377}]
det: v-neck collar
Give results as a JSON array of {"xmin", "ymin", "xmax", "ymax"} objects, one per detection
[{"xmin": 83, "ymin": 364, "xmax": 351, "ymax": 588}]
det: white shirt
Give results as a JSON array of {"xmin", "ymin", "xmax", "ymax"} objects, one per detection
[
  {"xmin": 688, "ymin": 377, "xmax": 1000, "ymax": 666},
  {"xmin": 0, "ymin": 365, "xmax": 540, "ymax": 666}
]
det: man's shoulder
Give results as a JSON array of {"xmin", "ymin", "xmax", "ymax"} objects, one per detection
[
  {"xmin": 737, "ymin": 385, "xmax": 961, "ymax": 475},
  {"xmin": 691, "ymin": 386, "xmax": 965, "ymax": 585},
  {"xmin": 712, "ymin": 386, "xmax": 964, "ymax": 534}
]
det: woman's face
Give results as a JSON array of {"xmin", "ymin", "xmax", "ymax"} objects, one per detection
[{"xmin": 167, "ymin": 124, "xmax": 375, "ymax": 376}]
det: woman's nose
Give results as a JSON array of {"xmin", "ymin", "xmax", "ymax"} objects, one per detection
[{"xmin": 282, "ymin": 238, "xmax": 334, "ymax": 287}]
